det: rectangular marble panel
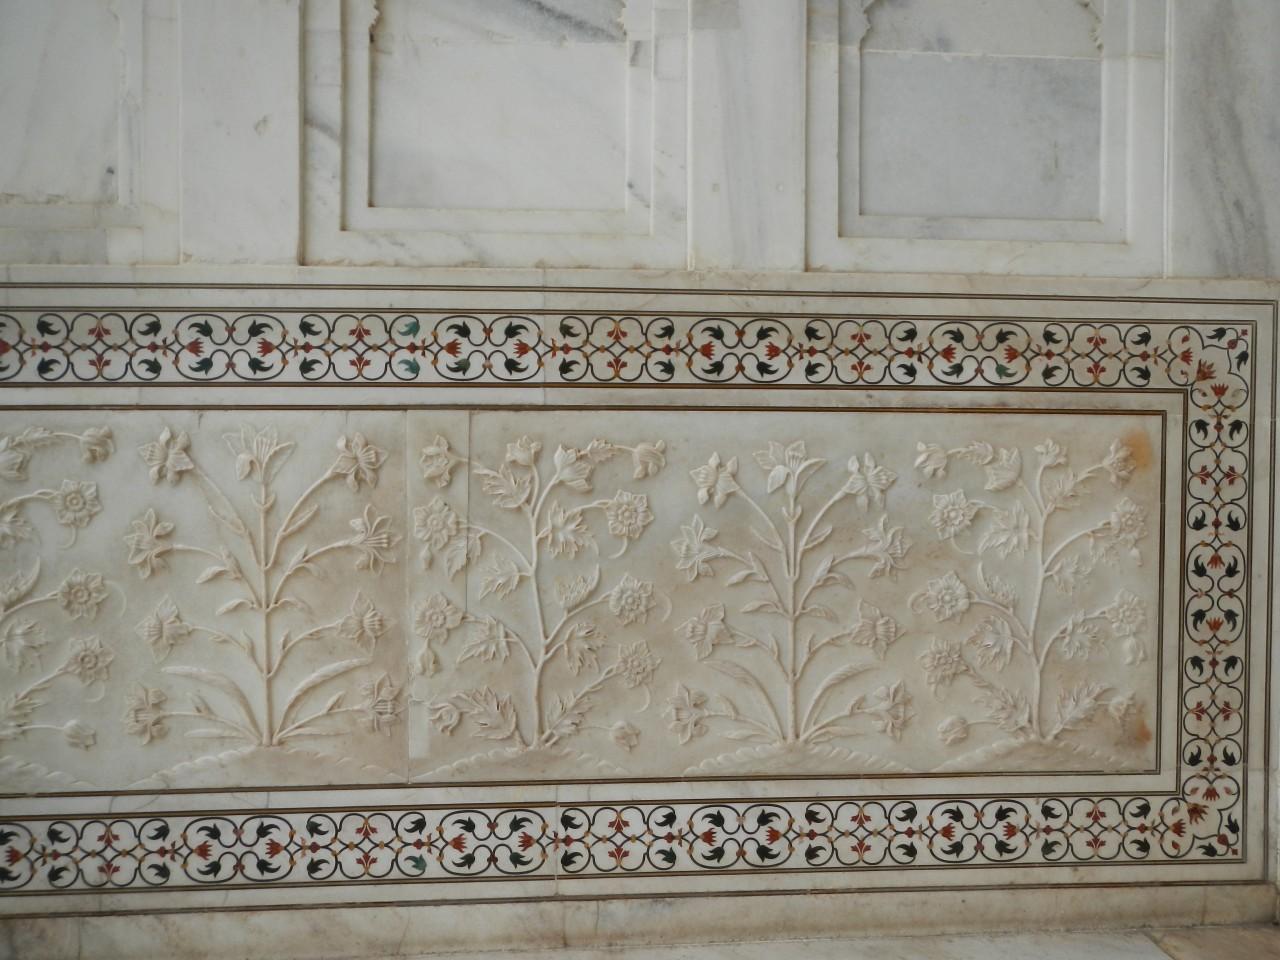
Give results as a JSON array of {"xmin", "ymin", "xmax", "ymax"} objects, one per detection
[{"xmin": 0, "ymin": 281, "xmax": 1272, "ymax": 917}]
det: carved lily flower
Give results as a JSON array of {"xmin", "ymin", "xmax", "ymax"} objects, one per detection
[
  {"xmin": 608, "ymin": 574, "xmax": 655, "ymax": 625},
  {"xmin": 137, "ymin": 597, "xmax": 192, "ymax": 661},
  {"xmin": 671, "ymin": 514, "xmax": 719, "ymax": 581},
  {"xmin": 62, "ymin": 720, "xmax": 97, "ymax": 750},
  {"xmin": 665, "ymin": 683, "xmax": 709, "ymax": 744},
  {"xmin": 50, "ymin": 479, "xmax": 102, "ymax": 528},
  {"xmin": 689, "ymin": 452, "xmax": 738, "ymax": 508},
  {"xmin": 347, "ymin": 506, "xmax": 400, "ymax": 573},
  {"xmin": 869, "ymin": 682, "xmax": 913, "ymax": 740},
  {"xmin": 124, "ymin": 509, "xmax": 174, "ymax": 578},
  {"xmin": 225, "ymin": 424, "xmax": 292, "ymax": 481},
  {"xmin": 334, "ymin": 433, "xmax": 386, "ymax": 491},
  {"xmin": 928, "ymin": 490, "xmax": 978, "ymax": 540},
  {"xmin": 78, "ymin": 427, "xmax": 115, "ymax": 464},
  {"xmin": 842, "ymin": 452, "xmax": 896, "ymax": 510},
  {"xmin": 863, "ymin": 514, "xmax": 910, "ymax": 580},
  {"xmin": 338, "ymin": 592, "xmax": 386, "ymax": 653},
  {"xmin": 679, "ymin": 603, "xmax": 730, "ymax": 660},
  {"xmin": 123, "ymin": 686, "xmax": 168, "ymax": 743},
  {"xmin": 359, "ymin": 674, "xmax": 402, "ymax": 735},
  {"xmin": 56, "ymin": 569, "xmax": 108, "ymax": 620},
  {"xmin": 419, "ymin": 435, "xmax": 457, "ymax": 487},
  {"xmin": 753, "ymin": 440, "xmax": 822, "ymax": 496},
  {"xmin": 1101, "ymin": 439, "xmax": 1135, "ymax": 486},
  {"xmin": 847, "ymin": 600, "xmax": 900, "ymax": 660},
  {"xmin": 604, "ymin": 490, "xmax": 653, "ymax": 541},
  {"xmin": 61, "ymin": 636, "xmax": 114, "ymax": 685},
  {"xmin": 139, "ymin": 427, "xmax": 194, "ymax": 485}
]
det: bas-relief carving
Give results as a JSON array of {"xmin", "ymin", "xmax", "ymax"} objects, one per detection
[{"xmin": 0, "ymin": 409, "xmax": 1162, "ymax": 791}]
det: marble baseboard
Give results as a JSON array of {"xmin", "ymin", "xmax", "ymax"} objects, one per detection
[{"xmin": 0, "ymin": 279, "xmax": 1274, "ymax": 925}]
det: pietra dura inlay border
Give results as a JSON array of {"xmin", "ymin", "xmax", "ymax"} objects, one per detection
[{"xmin": 0, "ymin": 286, "xmax": 1273, "ymax": 906}]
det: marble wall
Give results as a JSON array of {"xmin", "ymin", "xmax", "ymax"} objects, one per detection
[{"xmin": 0, "ymin": 0, "xmax": 1277, "ymax": 276}]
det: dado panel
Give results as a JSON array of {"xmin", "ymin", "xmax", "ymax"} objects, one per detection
[{"xmin": 0, "ymin": 283, "xmax": 1272, "ymax": 916}]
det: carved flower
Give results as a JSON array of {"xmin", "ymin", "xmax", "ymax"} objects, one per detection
[
  {"xmin": 870, "ymin": 682, "xmax": 913, "ymax": 740},
  {"xmin": 680, "ymin": 603, "xmax": 730, "ymax": 660},
  {"xmin": 665, "ymin": 684, "xmax": 709, "ymax": 744},
  {"xmin": 1034, "ymin": 437, "xmax": 1067, "ymax": 468},
  {"xmin": 56, "ymin": 569, "xmax": 108, "ymax": 620},
  {"xmin": 609, "ymin": 574, "xmax": 655, "ymax": 625},
  {"xmin": 334, "ymin": 433, "xmax": 386, "ymax": 491},
  {"xmin": 0, "ymin": 436, "xmax": 28, "ymax": 480},
  {"xmin": 0, "ymin": 505, "xmax": 32, "ymax": 548},
  {"xmin": 920, "ymin": 637, "xmax": 967, "ymax": 694},
  {"xmin": 610, "ymin": 720, "xmax": 641, "ymax": 751},
  {"xmin": 50, "ymin": 479, "xmax": 101, "ymax": 528},
  {"xmin": 754, "ymin": 440, "xmax": 820, "ymax": 496},
  {"xmin": 553, "ymin": 445, "xmax": 594, "ymax": 492},
  {"xmin": 690, "ymin": 452, "xmax": 738, "ymax": 508},
  {"xmin": 983, "ymin": 447, "xmax": 1022, "ymax": 492},
  {"xmin": 0, "ymin": 620, "xmax": 46, "ymax": 670},
  {"xmin": 339, "ymin": 592, "xmax": 386, "ymax": 652},
  {"xmin": 617, "ymin": 641, "xmax": 661, "ymax": 689},
  {"xmin": 544, "ymin": 502, "xmax": 593, "ymax": 557},
  {"xmin": 918, "ymin": 571, "xmax": 970, "ymax": 622},
  {"xmin": 1101, "ymin": 439, "xmax": 1135, "ymax": 486},
  {"xmin": 62, "ymin": 636, "xmax": 113, "ymax": 685},
  {"xmin": 929, "ymin": 490, "xmax": 978, "ymax": 540},
  {"xmin": 631, "ymin": 440, "xmax": 666, "ymax": 479},
  {"xmin": 360, "ymin": 674, "xmax": 402, "ymax": 735},
  {"xmin": 224, "ymin": 425, "xmax": 291, "ymax": 480},
  {"xmin": 79, "ymin": 427, "xmax": 114, "ymax": 464},
  {"xmin": 137, "ymin": 596, "xmax": 192, "ymax": 661},
  {"xmin": 139, "ymin": 427, "xmax": 194, "ymax": 485},
  {"xmin": 124, "ymin": 509, "xmax": 174, "ymax": 578},
  {"xmin": 1104, "ymin": 590, "xmax": 1146, "ymax": 638},
  {"xmin": 848, "ymin": 600, "xmax": 900, "ymax": 660},
  {"xmin": 937, "ymin": 715, "xmax": 970, "ymax": 746},
  {"xmin": 604, "ymin": 490, "xmax": 653, "ymax": 540},
  {"xmin": 671, "ymin": 515, "xmax": 720, "ymax": 582},
  {"xmin": 413, "ymin": 497, "xmax": 460, "ymax": 552},
  {"xmin": 420, "ymin": 435, "xmax": 457, "ymax": 487},
  {"xmin": 1058, "ymin": 613, "xmax": 1103, "ymax": 660},
  {"xmin": 123, "ymin": 686, "xmax": 168, "ymax": 743},
  {"xmin": 1101, "ymin": 497, "xmax": 1147, "ymax": 557},
  {"xmin": 62, "ymin": 720, "xmax": 96, "ymax": 750},
  {"xmin": 347, "ymin": 506, "xmax": 400, "ymax": 573},
  {"xmin": 863, "ymin": 514, "xmax": 910, "ymax": 579},
  {"xmin": 505, "ymin": 435, "xmax": 541, "ymax": 467},
  {"xmin": 427, "ymin": 700, "xmax": 460, "ymax": 735},
  {"xmin": 842, "ymin": 452, "xmax": 896, "ymax": 510},
  {"xmin": 414, "ymin": 594, "xmax": 463, "ymax": 645},
  {"xmin": 914, "ymin": 442, "xmax": 948, "ymax": 479}
]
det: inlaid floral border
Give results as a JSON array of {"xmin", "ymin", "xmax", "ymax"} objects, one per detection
[{"xmin": 0, "ymin": 302, "xmax": 1266, "ymax": 896}]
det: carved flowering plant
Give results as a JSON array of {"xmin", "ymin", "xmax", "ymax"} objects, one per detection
[
  {"xmin": 0, "ymin": 426, "xmax": 117, "ymax": 758},
  {"xmin": 912, "ymin": 436, "xmax": 1150, "ymax": 748},
  {"xmin": 123, "ymin": 425, "xmax": 402, "ymax": 747},
  {"xmin": 666, "ymin": 440, "xmax": 914, "ymax": 749},
  {"xmin": 414, "ymin": 433, "xmax": 667, "ymax": 755}
]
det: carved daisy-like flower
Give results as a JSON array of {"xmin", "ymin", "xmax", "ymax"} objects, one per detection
[
  {"xmin": 919, "ymin": 637, "xmax": 967, "ymax": 694},
  {"xmin": 79, "ymin": 427, "xmax": 114, "ymax": 464},
  {"xmin": 842, "ymin": 452, "xmax": 896, "ymax": 510},
  {"xmin": 604, "ymin": 490, "xmax": 653, "ymax": 540},
  {"xmin": 360, "ymin": 674, "xmax": 402, "ymax": 735},
  {"xmin": 544, "ymin": 502, "xmax": 593, "ymax": 557},
  {"xmin": 139, "ymin": 427, "xmax": 194, "ymax": 485},
  {"xmin": 339, "ymin": 592, "xmax": 386, "ymax": 653},
  {"xmin": 347, "ymin": 506, "xmax": 400, "ymax": 573},
  {"xmin": 929, "ymin": 490, "xmax": 978, "ymax": 540},
  {"xmin": 665, "ymin": 683, "xmax": 709, "ymax": 744},
  {"xmin": 420, "ymin": 435, "xmax": 457, "ymax": 487},
  {"xmin": 414, "ymin": 594, "xmax": 463, "ymax": 646},
  {"xmin": 1101, "ymin": 439, "xmax": 1135, "ymax": 487},
  {"xmin": 671, "ymin": 514, "xmax": 719, "ymax": 582},
  {"xmin": 56, "ymin": 569, "xmax": 108, "ymax": 620},
  {"xmin": 124, "ymin": 508, "xmax": 174, "ymax": 579},
  {"xmin": 680, "ymin": 603, "xmax": 730, "ymax": 660},
  {"xmin": 869, "ymin": 682, "xmax": 913, "ymax": 740},
  {"xmin": 917, "ymin": 571, "xmax": 970, "ymax": 623},
  {"xmin": 62, "ymin": 636, "xmax": 114, "ymax": 685},
  {"xmin": 413, "ymin": 497, "xmax": 460, "ymax": 552},
  {"xmin": 617, "ymin": 641, "xmax": 661, "ymax": 689},
  {"xmin": 1104, "ymin": 590, "xmax": 1146, "ymax": 638},
  {"xmin": 137, "ymin": 596, "xmax": 191, "ymax": 662},
  {"xmin": 334, "ymin": 433, "xmax": 386, "ymax": 491},
  {"xmin": 0, "ymin": 505, "xmax": 33, "ymax": 549},
  {"xmin": 1102, "ymin": 497, "xmax": 1147, "ymax": 556},
  {"xmin": 848, "ymin": 600, "xmax": 900, "ymax": 660},
  {"xmin": 224, "ymin": 424, "xmax": 291, "ymax": 480},
  {"xmin": 609, "ymin": 574, "xmax": 655, "ymax": 625},
  {"xmin": 123, "ymin": 686, "xmax": 168, "ymax": 743},
  {"xmin": 50, "ymin": 479, "xmax": 101, "ymax": 529},
  {"xmin": 690, "ymin": 452, "xmax": 738, "ymax": 508}
]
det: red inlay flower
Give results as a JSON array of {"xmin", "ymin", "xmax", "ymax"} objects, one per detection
[
  {"xmin": 1195, "ymin": 360, "xmax": 1216, "ymax": 382},
  {"xmin": 256, "ymin": 338, "xmax": 274, "ymax": 356},
  {"xmin": 699, "ymin": 342, "xmax": 715, "ymax": 359},
  {"xmin": 518, "ymin": 832, "xmax": 535, "ymax": 851},
  {"xmin": 443, "ymin": 339, "xmax": 461, "ymax": 357},
  {"xmin": 449, "ymin": 835, "xmax": 467, "ymax": 852},
  {"xmin": 194, "ymin": 841, "xmax": 211, "ymax": 860},
  {"xmin": 514, "ymin": 341, "xmax": 532, "ymax": 357}
]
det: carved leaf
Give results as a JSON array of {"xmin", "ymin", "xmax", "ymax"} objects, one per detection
[
  {"xmin": 454, "ymin": 688, "xmax": 518, "ymax": 741},
  {"xmin": 1055, "ymin": 682, "xmax": 1110, "ymax": 734},
  {"xmin": 476, "ymin": 465, "xmax": 531, "ymax": 510},
  {"xmin": 277, "ymin": 503, "xmax": 320, "ymax": 541},
  {"xmin": 162, "ymin": 666, "xmax": 260, "ymax": 737},
  {"xmin": 442, "ymin": 531, "xmax": 482, "ymax": 580},
  {"xmin": 479, "ymin": 556, "xmax": 522, "ymax": 599},
  {"xmin": 280, "ymin": 658, "xmax": 368, "ymax": 722},
  {"xmin": 0, "ymin": 560, "xmax": 40, "ymax": 610},
  {"xmin": 725, "ymin": 552, "xmax": 768, "ymax": 587}
]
